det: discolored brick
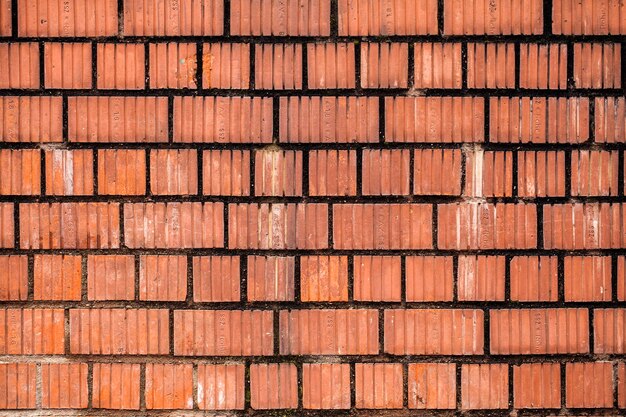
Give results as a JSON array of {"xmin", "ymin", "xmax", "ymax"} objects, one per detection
[
  {"xmin": 202, "ymin": 43, "xmax": 250, "ymax": 89},
  {"xmin": 408, "ymin": 363, "xmax": 456, "ymax": 409},
  {"xmin": 457, "ymin": 255, "xmax": 505, "ymax": 301},
  {"xmin": 44, "ymin": 150, "xmax": 94, "ymax": 196},
  {"xmin": 464, "ymin": 149, "xmax": 513, "ymax": 197},
  {"xmin": 300, "ymin": 255, "xmax": 348, "ymax": 302},
  {"xmin": 197, "ymin": 364, "xmax": 245, "ymax": 410},
  {"xmin": 248, "ymin": 256, "xmax": 295, "ymax": 302},
  {"xmin": 149, "ymin": 43, "xmax": 198, "ymax": 89},
  {"xmin": 518, "ymin": 151, "xmax": 566, "ymax": 197},
  {"xmin": 150, "ymin": 149, "xmax": 198, "ymax": 195},
  {"xmin": 254, "ymin": 149, "xmax": 303, "ymax": 196},
  {"xmin": 571, "ymin": 150, "xmax": 619, "ymax": 196},
  {"xmin": 595, "ymin": 97, "xmax": 626, "ymax": 143}
]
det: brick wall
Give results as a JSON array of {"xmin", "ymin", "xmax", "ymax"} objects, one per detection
[{"xmin": 0, "ymin": 0, "xmax": 625, "ymax": 414}]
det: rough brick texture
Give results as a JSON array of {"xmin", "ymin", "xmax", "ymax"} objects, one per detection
[{"xmin": 1, "ymin": 1, "xmax": 624, "ymax": 415}]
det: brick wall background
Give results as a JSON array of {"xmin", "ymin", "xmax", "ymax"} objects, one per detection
[{"xmin": 0, "ymin": 0, "xmax": 625, "ymax": 414}]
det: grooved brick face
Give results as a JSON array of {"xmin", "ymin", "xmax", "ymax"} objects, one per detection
[{"xmin": 3, "ymin": 1, "xmax": 626, "ymax": 414}]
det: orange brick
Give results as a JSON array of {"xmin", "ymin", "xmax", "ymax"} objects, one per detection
[
  {"xmin": 300, "ymin": 255, "xmax": 348, "ymax": 302},
  {"xmin": 574, "ymin": 43, "xmax": 621, "ymax": 88},
  {"xmin": 92, "ymin": 363, "xmax": 140, "ymax": 410},
  {"xmin": 518, "ymin": 151, "xmax": 566, "ymax": 197},
  {"xmin": 44, "ymin": 150, "xmax": 94, "ymax": 195},
  {"xmin": 620, "ymin": 257, "xmax": 626, "ymax": 301},
  {"xmin": 464, "ymin": 150, "xmax": 513, "ymax": 197},
  {"xmin": 44, "ymin": 43, "xmax": 92, "ymax": 89},
  {"xmin": 203, "ymin": 150, "xmax": 250, "ymax": 195},
  {"xmin": 139, "ymin": 255, "xmax": 187, "ymax": 301},
  {"xmin": 414, "ymin": 42, "xmax": 461, "ymax": 89},
  {"xmin": 87, "ymin": 255, "xmax": 135, "ymax": 300},
  {"xmin": 124, "ymin": 0, "xmax": 223, "ymax": 35},
  {"xmin": 571, "ymin": 150, "xmax": 619, "ymax": 196},
  {"xmin": 0, "ymin": 363, "xmax": 36, "ymax": 409},
  {"xmin": 254, "ymin": 149, "xmax": 302, "ymax": 196},
  {"xmin": 18, "ymin": 0, "xmax": 118, "ymax": 36},
  {"xmin": 150, "ymin": 43, "xmax": 198, "ymax": 89},
  {"xmin": 553, "ymin": 0, "xmax": 626, "ymax": 34},
  {"xmin": 231, "ymin": 0, "xmax": 330, "ymax": 35},
  {"xmin": 520, "ymin": 44, "xmax": 567, "ymax": 89},
  {"xmin": 619, "ymin": 363, "xmax": 626, "ymax": 408},
  {"xmin": 197, "ymin": 364, "xmax": 245, "ymax": 410},
  {"xmin": 458, "ymin": 255, "xmax": 505, "ymax": 301},
  {"xmin": 361, "ymin": 42, "xmax": 409, "ymax": 88},
  {"xmin": 193, "ymin": 256, "xmax": 240, "ymax": 302},
  {"xmin": 444, "ymin": 0, "xmax": 543, "ymax": 34},
  {"xmin": 510, "ymin": 256, "xmax": 558, "ymax": 302},
  {"xmin": 248, "ymin": 256, "xmax": 294, "ymax": 302},
  {"xmin": 461, "ymin": 364, "xmax": 508, "ymax": 409},
  {"xmin": 308, "ymin": 150, "xmax": 357, "ymax": 196},
  {"xmin": 41, "ymin": 363, "xmax": 88, "ymax": 409},
  {"xmin": 513, "ymin": 363, "xmax": 561, "ymax": 409},
  {"xmin": 34, "ymin": 254, "xmax": 82, "ymax": 301},
  {"xmin": 596, "ymin": 97, "xmax": 626, "ymax": 142},
  {"xmin": 408, "ymin": 363, "xmax": 456, "ymax": 409},
  {"xmin": 250, "ymin": 363, "xmax": 298, "ymax": 409},
  {"xmin": 594, "ymin": 308, "xmax": 626, "ymax": 353},
  {"xmin": 0, "ymin": 149, "xmax": 41, "ymax": 195},
  {"xmin": 467, "ymin": 43, "xmax": 515, "ymax": 88},
  {"xmin": 0, "ymin": 96, "xmax": 63, "ymax": 143},
  {"xmin": 254, "ymin": 44, "xmax": 303, "ymax": 90},
  {"xmin": 303, "ymin": 363, "xmax": 350, "ymax": 409},
  {"xmin": 98, "ymin": 149, "xmax": 146, "ymax": 195},
  {"xmin": 0, "ymin": 308, "xmax": 65, "ymax": 354},
  {"xmin": 150, "ymin": 149, "xmax": 198, "ymax": 195},
  {"xmin": 565, "ymin": 256, "xmax": 611, "ymax": 302},
  {"xmin": 97, "ymin": 43, "xmax": 145, "ymax": 90},
  {"xmin": 308, "ymin": 43, "xmax": 355, "ymax": 89},
  {"xmin": 362, "ymin": 149, "xmax": 410, "ymax": 195},
  {"xmin": 566, "ymin": 362, "xmax": 613, "ymax": 408},
  {"xmin": 0, "ymin": 43, "xmax": 39, "ymax": 89},
  {"xmin": 406, "ymin": 256, "xmax": 453, "ymax": 301},
  {"xmin": 354, "ymin": 255, "xmax": 401, "ymax": 301},
  {"xmin": 0, "ymin": 256, "xmax": 28, "ymax": 301},
  {"xmin": 355, "ymin": 363, "xmax": 403, "ymax": 409},
  {"xmin": 145, "ymin": 364, "xmax": 193, "ymax": 410},
  {"xmin": 202, "ymin": 43, "xmax": 250, "ymax": 89},
  {"xmin": 0, "ymin": 0, "xmax": 10, "ymax": 36},
  {"xmin": 0, "ymin": 203, "xmax": 12, "ymax": 248},
  {"xmin": 413, "ymin": 149, "xmax": 462, "ymax": 195},
  {"xmin": 338, "ymin": 0, "xmax": 437, "ymax": 35}
]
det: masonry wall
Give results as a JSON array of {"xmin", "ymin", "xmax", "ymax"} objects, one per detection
[{"xmin": 0, "ymin": 0, "xmax": 625, "ymax": 415}]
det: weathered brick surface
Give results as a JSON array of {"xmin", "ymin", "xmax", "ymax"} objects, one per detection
[{"xmin": 1, "ymin": 1, "xmax": 624, "ymax": 414}]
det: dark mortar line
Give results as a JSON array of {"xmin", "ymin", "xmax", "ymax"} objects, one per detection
[
  {"xmin": 62, "ymin": 95, "xmax": 69, "ymax": 142},
  {"xmin": 273, "ymin": 309, "xmax": 280, "ymax": 356},
  {"xmin": 10, "ymin": 0, "xmax": 17, "ymax": 38},
  {"xmin": 618, "ymin": 146, "xmax": 624, "ymax": 198},
  {"xmin": 514, "ymin": 42, "xmax": 521, "ymax": 91},
  {"xmin": 400, "ymin": 253, "xmax": 406, "ymax": 305},
  {"xmin": 294, "ymin": 252, "xmax": 301, "ymax": 303},
  {"xmin": 134, "ymin": 255, "xmax": 140, "ymax": 301},
  {"xmin": 167, "ymin": 95, "xmax": 174, "ymax": 143},
  {"xmin": 354, "ymin": 40, "xmax": 361, "ymax": 91},
  {"xmin": 196, "ymin": 148, "xmax": 203, "ymax": 196},
  {"xmin": 186, "ymin": 254, "xmax": 193, "ymax": 304},
  {"xmin": 224, "ymin": 0, "xmax": 231, "ymax": 37},
  {"xmin": 272, "ymin": 96, "xmax": 280, "ymax": 142},
  {"xmin": 504, "ymin": 254, "xmax": 511, "ymax": 302},
  {"xmin": 564, "ymin": 149, "xmax": 572, "ymax": 198},
  {"xmin": 81, "ymin": 255, "xmax": 88, "ymax": 302},
  {"xmin": 139, "ymin": 362, "xmax": 146, "ymax": 411},
  {"xmin": 560, "ymin": 360, "xmax": 566, "ymax": 408},
  {"xmin": 612, "ymin": 255, "xmax": 618, "ymax": 303},
  {"xmin": 378, "ymin": 96, "xmax": 385, "ymax": 143},
  {"xmin": 461, "ymin": 41, "xmax": 468, "ymax": 91},
  {"xmin": 302, "ymin": 41, "xmax": 309, "ymax": 90},
  {"xmin": 240, "ymin": 254, "xmax": 248, "ymax": 303},
  {"xmin": 567, "ymin": 41, "xmax": 575, "ymax": 90},
  {"xmin": 144, "ymin": 42, "xmax": 150, "ymax": 91},
  {"xmin": 38, "ymin": 41, "xmax": 45, "ymax": 90},
  {"xmin": 347, "ymin": 255, "xmax": 354, "ymax": 302},
  {"xmin": 197, "ymin": 42, "xmax": 204, "ymax": 90},
  {"xmin": 145, "ymin": 149, "xmax": 151, "ymax": 197},
  {"xmin": 26, "ymin": 253, "xmax": 34, "ymax": 301},
  {"xmin": 92, "ymin": 148, "xmax": 99, "ymax": 195},
  {"xmin": 452, "ymin": 255, "xmax": 459, "ymax": 303},
  {"xmin": 248, "ymin": 41, "xmax": 255, "ymax": 90},
  {"xmin": 91, "ymin": 42, "xmax": 98, "ymax": 89},
  {"xmin": 407, "ymin": 42, "xmax": 415, "ymax": 89}
]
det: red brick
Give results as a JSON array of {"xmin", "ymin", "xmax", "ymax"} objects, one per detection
[
  {"xmin": 280, "ymin": 96, "xmax": 379, "ymax": 143},
  {"xmin": 444, "ymin": 0, "xmax": 543, "ymax": 34},
  {"xmin": 565, "ymin": 256, "xmax": 611, "ymax": 302},
  {"xmin": 414, "ymin": 42, "xmax": 461, "ymax": 89},
  {"xmin": 279, "ymin": 309, "xmax": 378, "ymax": 355},
  {"xmin": 490, "ymin": 97, "xmax": 590, "ymax": 143},
  {"xmin": 619, "ymin": 363, "xmax": 626, "ymax": 408},
  {"xmin": 464, "ymin": 149, "xmax": 513, "ymax": 197},
  {"xmin": 300, "ymin": 255, "xmax": 348, "ymax": 302},
  {"xmin": 92, "ymin": 363, "xmax": 140, "ymax": 410},
  {"xmin": 467, "ymin": 43, "xmax": 515, "ymax": 88},
  {"xmin": 510, "ymin": 256, "xmax": 558, "ymax": 302},
  {"xmin": 308, "ymin": 150, "xmax": 357, "ymax": 196},
  {"xmin": 334, "ymin": 204, "xmax": 433, "ymax": 249},
  {"xmin": 124, "ymin": 202, "xmax": 224, "ymax": 248},
  {"xmin": 490, "ymin": 308, "xmax": 589, "ymax": 354},
  {"xmin": 229, "ymin": 203, "xmax": 328, "ymax": 249},
  {"xmin": 0, "ymin": 363, "xmax": 36, "ymax": 409},
  {"xmin": 44, "ymin": 149, "xmax": 94, "ymax": 195},
  {"xmin": 98, "ymin": 149, "xmax": 146, "ymax": 195},
  {"xmin": 575, "ymin": 43, "xmax": 621, "ymax": 88},
  {"xmin": 0, "ymin": 43, "xmax": 39, "ymax": 89},
  {"xmin": 0, "ymin": 308, "xmax": 65, "ymax": 354},
  {"xmin": 406, "ymin": 256, "xmax": 453, "ymax": 302},
  {"xmin": 34, "ymin": 254, "xmax": 82, "ymax": 301},
  {"xmin": 0, "ymin": 256, "xmax": 27, "ymax": 301},
  {"xmin": 0, "ymin": 0, "xmax": 10, "ymax": 36},
  {"xmin": 518, "ymin": 151, "xmax": 566, "ymax": 197},
  {"xmin": 18, "ymin": 0, "xmax": 118, "ymax": 36},
  {"xmin": 175, "ymin": 96, "xmax": 273, "ymax": 143},
  {"xmin": 87, "ymin": 255, "xmax": 135, "ymax": 300},
  {"xmin": 413, "ymin": 149, "xmax": 462, "ymax": 195},
  {"xmin": 193, "ymin": 256, "xmax": 240, "ymax": 302},
  {"xmin": 69, "ymin": 96, "xmax": 169, "ymax": 143},
  {"xmin": 0, "ymin": 203, "xmax": 12, "ymax": 248},
  {"xmin": 139, "ymin": 255, "xmax": 187, "ymax": 301},
  {"xmin": 174, "ymin": 310, "xmax": 273, "ymax": 356},
  {"xmin": 520, "ymin": 43, "xmax": 567, "ymax": 89},
  {"xmin": 44, "ymin": 43, "xmax": 92, "ymax": 89},
  {"xmin": 41, "ymin": 363, "xmax": 88, "ymax": 409},
  {"xmin": 149, "ymin": 43, "xmax": 197, "ymax": 89},
  {"xmin": 355, "ymin": 363, "xmax": 403, "ymax": 409},
  {"xmin": 248, "ymin": 256, "xmax": 294, "ymax": 302},
  {"xmin": 566, "ymin": 362, "xmax": 613, "ymax": 408},
  {"xmin": 231, "ymin": 0, "xmax": 330, "ymax": 35},
  {"xmin": 303, "ymin": 363, "xmax": 350, "ymax": 409},
  {"xmin": 339, "ymin": 0, "xmax": 437, "ymax": 35},
  {"xmin": 385, "ymin": 309, "xmax": 484, "ymax": 355},
  {"xmin": 571, "ymin": 150, "xmax": 619, "ymax": 196},
  {"xmin": 254, "ymin": 44, "xmax": 303, "ymax": 90},
  {"xmin": 553, "ymin": 0, "xmax": 626, "ymax": 34},
  {"xmin": 362, "ymin": 149, "xmax": 410, "ymax": 195},
  {"xmin": 197, "ymin": 363, "xmax": 245, "ymax": 410},
  {"xmin": 594, "ymin": 308, "xmax": 626, "ymax": 353},
  {"xmin": 354, "ymin": 255, "xmax": 401, "ymax": 301},
  {"xmin": 146, "ymin": 364, "xmax": 193, "ymax": 410},
  {"xmin": 254, "ymin": 149, "xmax": 302, "ymax": 196},
  {"xmin": 360, "ymin": 42, "xmax": 408, "ymax": 88},
  {"xmin": 308, "ymin": 43, "xmax": 355, "ymax": 89},
  {"xmin": 250, "ymin": 363, "xmax": 298, "ymax": 409},
  {"xmin": 70, "ymin": 308, "xmax": 169, "ymax": 354},
  {"xmin": 596, "ymin": 97, "xmax": 626, "ymax": 142},
  {"xmin": 20, "ymin": 202, "xmax": 119, "ymax": 249},
  {"xmin": 203, "ymin": 150, "xmax": 250, "ymax": 195},
  {"xmin": 97, "ymin": 43, "xmax": 145, "ymax": 90},
  {"xmin": 408, "ymin": 363, "xmax": 456, "ymax": 409},
  {"xmin": 438, "ymin": 203, "xmax": 537, "ymax": 250},
  {"xmin": 461, "ymin": 364, "xmax": 508, "ymax": 409},
  {"xmin": 0, "ymin": 96, "xmax": 63, "ymax": 143},
  {"xmin": 620, "ymin": 257, "xmax": 626, "ymax": 301},
  {"xmin": 513, "ymin": 363, "xmax": 561, "ymax": 409},
  {"xmin": 150, "ymin": 149, "xmax": 198, "ymax": 195},
  {"xmin": 385, "ymin": 97, "xmax": 484, "ymax": 142},
  {"xmin": 0, "ymin": 149, "xmax": 40, "ymax": 195},
  {"xmin": 458, "ymin": 255, "xmax": 505, "ymax": 301},
  {"xmin": 543, "ymin": 203, "xmax": 626, "ymax": 249},
  {"xmin": 202, "ymin": 43, "xmax": 250, "ymax": 89},
  {"xmin": 124, "ymin": 0, "xmax": 223, "ymax": 35}
]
